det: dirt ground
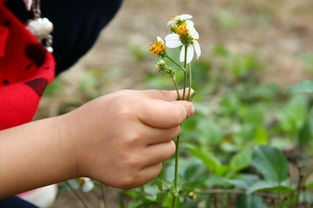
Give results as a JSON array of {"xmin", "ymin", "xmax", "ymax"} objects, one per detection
[
  {"xmin": 49, "ymin": 0, "xmax": 313, "ymax": 207},
  {"xmin": 63, "ymin": 0, "xmax": 313, "ymax": 89}
]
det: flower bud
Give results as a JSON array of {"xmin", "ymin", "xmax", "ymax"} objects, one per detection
[{"xmin": 155, "ymin": 60, "xmax": 167, "ymax": 72}]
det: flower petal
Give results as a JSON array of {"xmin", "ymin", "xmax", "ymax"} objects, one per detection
[
  {"xmin": 81, "ymin": 178, "xmax": 95, "ymax": 192},
  {"xmin": 157, "ymin": 36, "xmax": 164, "ymax": 43},
  {"xmin": 186, "ymin": 44, "xmax": 194, "ymax": 63},
  {"xmin": 187, "ymin": 24, "xmax": 199, "ymax": 39},
  {"xmin": 177, "ymin": 14, "xmax": 193, "ymax": 21},
  {"xmin": 165, "ymin": 33, "xmax": 182, "ymax": 48},
  {"xmin": 167, "ymin": 19, "xmax": 176, "ymax": 27},
  {"xmin": 193, "ymin": 41, "xmax": 201, "ymax": 59},
  {"xmin": 186, "ymin": 20, "xmax": 194, "ymax": 27},
  {"xmin": 180, "ymin": 45, "xmax": 186, "ymax": 63}
]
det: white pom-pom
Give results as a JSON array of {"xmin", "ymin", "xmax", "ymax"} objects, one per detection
[{"xmin": 26, "ymin": 18, "xmax": 54, "ymax": 39}]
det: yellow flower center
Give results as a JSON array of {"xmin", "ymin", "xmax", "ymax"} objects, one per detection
[
  {"xmin": 176, "ymin": 24, "xmax": 189, "ymax": 36},
  {"xmin": 78, "ymin": 177, "xmax": 85, "ymax": 185},
  {"xmin": 149, "ymin": 41, "xmax": 165, "ymax": 56}
]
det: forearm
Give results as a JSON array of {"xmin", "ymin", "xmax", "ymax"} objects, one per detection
[{"xmin": 0, "ymin": 116, "xmax": 76, "ymax": 199}]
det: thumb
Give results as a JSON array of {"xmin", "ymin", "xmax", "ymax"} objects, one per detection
[{"xmin": 143, "ymin": 88, "xmax": 194, "ymax": 101}]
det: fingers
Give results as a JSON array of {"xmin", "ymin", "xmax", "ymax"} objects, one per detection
[
  {"xmin": 142, "ymin": 88, "xmax": 194, "ymax": 101},
  {"xmin": 143, "ymin": 141, "xmax": 176, "ymax": 166},
  {"xmin": 137, "ymin": 99, "xmax": 195, "ymax": 129},
  {"xmin": 139, "ymin": 124, "xmax": 180, "ymax": 145},
  {"xmin": 136, "ymin": 163, "xmax": 163, "ymax": 187}
]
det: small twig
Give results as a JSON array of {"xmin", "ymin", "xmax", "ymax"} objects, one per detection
[
  {"xmin": 196, "ymin": 189, "xmax": 280, "ymax": 199},
  {"xmin": 65, "ymin": 181, "xmax": 90, "ymax": 208},
  {"xmin": 100, "ymin": 184, "xmax": 107, "ymax": 208},
  {"xmin": 213, "ymin": 194, "xmax": 218, "ymax": 208}
]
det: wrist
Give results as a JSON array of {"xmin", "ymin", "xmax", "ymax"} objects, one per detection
[{"xmin": 54, "ymin": 114, "xmax": 80, "ymax": 179}]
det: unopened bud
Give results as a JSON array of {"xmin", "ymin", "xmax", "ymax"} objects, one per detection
[{"xmin": 155, "ymin": 60, "xmax": 167, "ymax": 72}]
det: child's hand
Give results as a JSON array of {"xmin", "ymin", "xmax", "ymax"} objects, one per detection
[{"xmin": 61, "ymin": 89, "xmax": 194, "ymax": 189}]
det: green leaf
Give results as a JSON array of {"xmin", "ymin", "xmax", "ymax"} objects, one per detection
[
  {"xmin": 213, "ymin": 44, "xmax": 229, "ymax": 56},
  {"xmin": 305, "ymin": 180, "xmax": 313, "ymax": 190},
  {"xmin": 288, "ymin": 81, "xmax": 313, "ymax": 94},
  {"xmin": 252, "ymin": 146, "xmax": 289, "ymax": 183},
  {"xmin": 184, "ymin": 144, "xmax": 228, "ymax": 176},
  {"xmin": 227, "ymin": 174, "xmax": 260, "ymax": 190},
  {"xmin": 278, "ymin": 95, "xmax": 308, "ymax": 135},
  {"xmin": 197, "ymin": 117, "xmax": 223, "ymax": 145},
  {"xmin": 236, "ymin": 194, "xmax": 269, "ymax": 208},
  {"xmin": 183, "ymin": 161, "xmax": 202, "ymax": 180},
  {"xmin": 230, "ymin": 149, "xmax": 253, "ymax": 173},
  {"xmin": 298, "ymin": 114, "xmax": 313, "ymax": 146},
  {"xmin": 205, "ymin": 174, "xmax": 231, "ymax": 188},
  {"xmin": 254, "ymin": 127, "xmax": 269, "ymax": 144},
  {"xmin": 238, "ymin": 105, "xmax": 266, "ymax": 127},
  {"xmin": 247, "ymin": 180, "xmax": 293, "ymax": 194}
]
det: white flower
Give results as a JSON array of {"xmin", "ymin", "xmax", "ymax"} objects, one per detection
[
  {"xmin": 167, "ymin": 14, "xmax": 199, "ymax": 38},
  {"xmin": 79, "ymin": 177, "xmax": 95, "ymax": 192},
  {"xmin": 167, "ymin": 14, "xmax": 193, "ymax": 27},
  {"xmin": 165, "ymin": 14, "xmax": 201, "ymax": 64},
  {"xmin": 165, "ymin": 33, "xmax": 201, "ymax": 64}
]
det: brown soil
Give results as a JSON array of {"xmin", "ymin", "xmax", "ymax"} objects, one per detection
[{"xmin": 67, "ymin": 0, "xmax": 313, "ymax": 89}]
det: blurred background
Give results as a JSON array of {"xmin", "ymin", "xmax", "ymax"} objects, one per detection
[{"xmin": 36, "ymin": 0, "xmax": 313, "ymax": 207}]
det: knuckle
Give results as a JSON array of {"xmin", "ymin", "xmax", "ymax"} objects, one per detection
[
  {"xmin": 124, "ymin": 153, "xmax": 142, "ymax": 168},
  {"xmin": 124, "ymin": 132, "xmax": 141, "ymax": 146},
  {"xmin": 119, "ymin": 173, "xmax": 139, "ymax": 189},
  {"xmin": 117, "ymin": 104, "xmax": 134, "ymax": 119}
]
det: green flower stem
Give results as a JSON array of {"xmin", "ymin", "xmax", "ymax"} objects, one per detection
[
  {"xmin": 65, "ymin": 181, "xmax": 89, "ymax": 208},
  {"xmin": 165, "ymin": 55, "xmax": 184, "ymax": 71},
  {"xmin": 171, "ymin": 74, "xmax": 180, "ymax": 208},
  {"xmin": 187, "ymin": 63, "xmax": 192, "ymax": 100},
  {"xmin": 172, "ymin": 77, "xmax": 180, "ymax": 99},
  {"xmin": 183, "ymin": 71, "xmax": 187, "ymax": 99},
  {"xmin": 172, "ymin": 134, "xmax": 181, "ymax": 208}
]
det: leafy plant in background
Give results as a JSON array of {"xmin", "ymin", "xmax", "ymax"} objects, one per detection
[{"xmin": 120, "ymin": 41, "xmax": 313, "ymax": 207}]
